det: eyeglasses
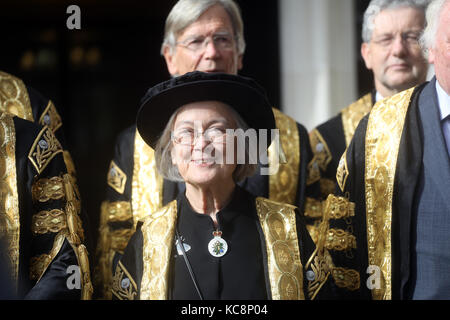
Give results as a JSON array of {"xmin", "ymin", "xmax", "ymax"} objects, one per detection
[
  {"xmin": 371, "ymin": 31, "xmax": 421, "ymax": 48},
  {"xmin": 172, "ymin": 127, "xmax": 229, "ymax": 146},
  {"xmin": 176, "ymin": 32, "xmax": 236, "ymax": 53}
]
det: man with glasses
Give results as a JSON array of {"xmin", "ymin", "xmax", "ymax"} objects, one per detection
[
  {"xmin": 323, "ymin": 0, "xmax": 450, "ymax": 299},
  {"xmin": 304, "ymin": 0, "xmax": 429, "ymax": 287},
  {"xmin": 94, "ymin": 0, "xmax": 321, "ymax": 299}
]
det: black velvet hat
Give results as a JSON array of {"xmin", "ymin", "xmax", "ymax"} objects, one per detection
[{"xmin": 136, "ymin": 71, "xmax": 276, "ymax": 149}]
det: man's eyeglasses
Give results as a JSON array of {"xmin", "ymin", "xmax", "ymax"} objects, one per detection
[
  {"xmin": 371, "ymin": 31, "xmax": 421, "ymax": 48},
  {"xmin": 176, "ymin": 32, "xmax": 236, "ymax": 53},
  {"xmin": 172, "ymin": 127, "xmax": 229, "ymax": 146}
]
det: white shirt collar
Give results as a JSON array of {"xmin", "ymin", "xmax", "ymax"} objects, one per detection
[
  {"xmin": 375, "ymin": 91, "xmax": 384, "ymax": 102},
  {"xmin": 436, "ymin": 80, "xmax": 450, "ymax": 121}
]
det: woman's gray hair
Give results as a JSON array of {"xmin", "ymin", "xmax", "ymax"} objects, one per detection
[
  {"xmin": 161, "ymin": 0, "xmax": 246, "ymax": 56},
  {"xmin": 362, "ymin": 0, "xmax": 429, "ymax": 43},
  {"xmin": 419, "ymin": 0, "xmax": 448, "ymax": 57},
  {"xmin": 154, "ymin": 102, "xmax": 258, "ymax": 183}
]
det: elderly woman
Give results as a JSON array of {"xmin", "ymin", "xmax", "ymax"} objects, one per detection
[{"xmin": 111, "ymin": 71, "xmax": 331, "ymax": 300}]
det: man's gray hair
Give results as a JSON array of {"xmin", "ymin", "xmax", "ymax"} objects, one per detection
[
  {"xmin": 154, "ymin": 103, "xmax": 257, "ymax": 183},
  {"xmin": 362, "ymin": 0, "xmax": 429, "ymax": 43},
  {"xmin": 419, "ymin": 0, "xmax": 448, "ymax": 57},
  {"xmin": 161, "ymin": 0, "xmax": 246, "ymax": 56}
]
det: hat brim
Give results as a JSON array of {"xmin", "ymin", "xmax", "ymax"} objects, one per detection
[{"xmin": 137, "ymin": 78, "xmax": 276, "ymax": 149}]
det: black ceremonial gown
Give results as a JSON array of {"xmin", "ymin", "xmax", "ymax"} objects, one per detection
[
  {"xmin": 95, "ymin": 109, "xmax": 322, "ymax": 299},
  {"xmin": 112, "ymin": 186, "xmax": 333, "ymax": 300},
  {"xmin": 0, "ymin": 113, "xmax": 91, "ymax": 299},
  {"xmin": 324, "ymin": 83, "xmax": 429, "ymax": 299}
]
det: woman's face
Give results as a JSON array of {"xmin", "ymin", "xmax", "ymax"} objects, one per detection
[{"xmin": 171, "ymin": 101, "xmax": 237, "ymax": 188}]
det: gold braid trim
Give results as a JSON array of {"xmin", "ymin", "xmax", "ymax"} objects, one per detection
[
  {"xmin": 0, "ymin": 113, "xmax": 20, "ymax": 289},
  {"xmin": 63, "ymin": 151, "xmax": 77, "ymax": 182},
  {"xmin": 305, "ymin": 196, "xmax": 332, "ymax": 300},
  {"xmin": 112, "ymin": 261, "xmax": 138, "ymax": 300},
  {"xmin": 255, "ymin": 197, "xmax": 305, "ymax": 300},
  {"xmin": 325, "ymin": 194, "xmax": 355, "ymax": 220},
  {"xmin": 63, "ymin": 174, "xmax": 83, "ymax": 244},
  {"xmin": 38, "ymin": 100, "xmax": 62, "ymax": 133},
  {"xmin": 325, "ymin": 228, "xmax": 356, "ymax": 251},
  {"xmin": 140, "ymin": 200, "xmax": 178, "ymax": 300},
  {"xmin": 341, "ymin": 93, "xmax": 373, "ymax": 147},
  {"xmin": 132, "ymin": 130, "xmax": 164, "ymax": 225},
  {"xmin": 62, "ymin": 173, "xmax": 92, "ymax": 299},
  {"xmin": 28, "ymin": 126, "xmax": 63, "ymax": 174},
  {"xmin": 0, "ymin": 71, "xmax": 33, "ymax": 121},
  {"xmin": 331, "ymin": 267, "xmax": 360, "ymax": 291},
  {"xmin": 365, "ymin": 87, "xmax": 415, "ymax": 300},
  {"xmin": 32, "ymin": 209, "xmax": 67, "ymax": 235},
  {"xmin": 94, "ymin": 201, "xmax": 133, "ymax": 300},
  {"xmin": 269, "ymin": 108, "xmax": 300, "ymax": 204},
  {"xmin": 32, "ymin": 176, "xmax": 65, "ymax": 202}
]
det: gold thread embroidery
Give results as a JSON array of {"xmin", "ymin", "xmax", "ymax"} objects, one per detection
[
  {"xmin": 365, "ymin": 87, "xmax": 415, "ymax": 300},
  {"xmin": 28, "ymin": 126, "xmax": 63, "ymax": 174},
  {"xmin": 0, "ymin": 113, "xmax": 20, "ymax": 289},
  {"xmin": 95, "ymin": 201, "xmax": 132, "ymax": 300},
  {"xmin": 61, "ymin": 172, "xmax": 93, "ymax": 301},
  {"xmin": 32, "ymin": 209, "xmax": 67, "ymax": 235},
  {"xmin": 305, "ymin": 248, "xmax": 330, "ymax": 300},
  {"xmin": 38, "ymin": 100, "xmax": 62, "ymax": 133},
  {"xmin": 63, "ymin": 151, "xmax": 77, "ymax": 182},
  {"xmin": 341, "ymin": 93, "xmax": 373, "ymax": 147},
  {"xmin": 63, "ymin": 174, "xmax": 84, "ymax": 244},
  {"xmin": 331, "ymin": 267, "xmax": 360, "ymax": 291},
  {"xmin": 107, "ymin": 160, "xmax": 127, "ymax": 195},
  {"xmin": 255, "ymin": 197, "xmax": 305, "ymax": 300},
  {"xmin": 336, "ymin": 151, "xmax": 349, "ymax": 192},
  {"xmin": 325, "ymin": 228, "xmax": 356, "ymax": 251},
  {"xmin": 325, "ymin": 194, "xmax": 355, "ymax": 220},
  {"xmin": 0, "ymin": 71, "xmax": 34, "ymax": 121},
  {"xmin": 112, "ymin": 261, "xmax": 138, "ymax": 300},
  {"xmin": 32, "ymin": 176, "xmax": 65, "ymax": 202},
  {"xmin": 132, "ymin": 130, "xmax": 164, "ymax": 225},
  {"xmin": 269, "ymin": 108, "xmax": 300, "ymax": 204},
  {"xmin": 74, "ymin": 243, "xmax": 93, "ymax": 300},
  {"xmin": 140, "ymin": 200, "xmax": 178, "ymax": 300},
  {"xmin": 309, "ymin": 129, "xmax": 333, "ymax": 172}
]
